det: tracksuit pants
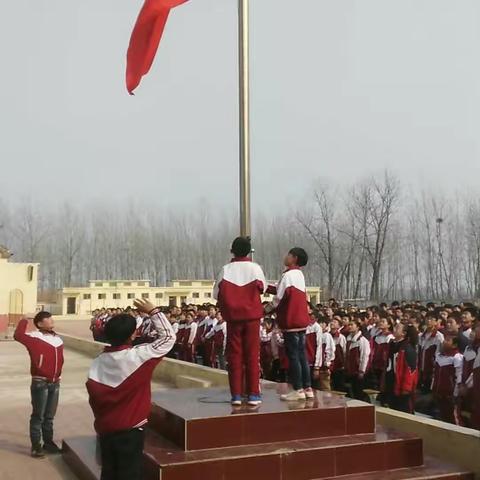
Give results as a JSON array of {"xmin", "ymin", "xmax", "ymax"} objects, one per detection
[{"xmin": 226, "ymin": 319, "xmax": 261, "ymax": 397}]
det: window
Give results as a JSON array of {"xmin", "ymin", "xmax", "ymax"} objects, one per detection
[
  {"xmin": 192, "ymin": 292, "xmax": 200, "ymax": 299},
  {"xmin": 204, "ymin": 292, "xmax": 212, "ymax": 298},
  {"xmin": 83, "ymin": 294, "xmax": 91, "ymax": 300},
  {"xmin": 113, "ymin": 293, "xmax": 121, "ymax": 300},
  {"xmin": 127, "ymin": 293, "xmax": 135, "ymax": 299},
  {"xmin": 123, "ymin": 282, "xmax": 131, "ymax": 287},
  {"xmin": 180, "ymin": 296, "xmax": 187, "ymax": 304},
  {"xmin": 142, "ymin": 293, "xmax": 149, "ymax": 299},
  {"xmin": 109, "ymin": 282, "xmax": 117, "ymax": 287},
  {"xmin": 155, "ymin": 293, "xmax": 163, "ymax": 299},
  {"xmin": 98, "ymin": 294, "xmax": 106, "ymax": 300},
  {"xmin": 28, "ymin": 265, "xmax": 34, "ymax": 281},
  {"xmin": 95, "ymin": 282, "xmax": 103, "ymax": 287},
  {"xmin": 138, "ymin": 282, "xmax": 145, "ymax": 287}
]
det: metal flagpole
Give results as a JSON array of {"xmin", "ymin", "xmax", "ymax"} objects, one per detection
[{"xmin": 238, "ymin": 0, "xmax": 251, "ymax": 238}]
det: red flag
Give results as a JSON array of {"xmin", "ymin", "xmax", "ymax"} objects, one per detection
[{"xmin": 126, "ymin": 0, "xmax": 188, "ymax": 95}]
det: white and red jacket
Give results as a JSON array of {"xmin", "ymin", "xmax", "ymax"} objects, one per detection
[
  {"xmin": 345, "ymin": 331, "xmax": 371, "ymax": 376},
  {"xmin": 212, "ymin": 322, "xmax": 227, "ymax": 354},
  {"xmin": 14, "ymin": 319, "xmax": 64, "ymax": 383},
  {"xmin": 184, "ymin": 321, "xmax": 198, "ymax": 346},
  {"xmin": 86, "ymin": 309, "xmax": 175, "ymax": 435},
  {"xmin": 462, "ymin": 345, "xmax": 478, "ymax": 384},
  {"xmin": 203, "ymin": 316, "xmax": 218, "ymax": 340},
  {"xmin": 331, "ymin": 331, "xmax": 347, "ymax": 372},
  {"xmin": 213, "ymin": 257, "xmax": 266, "ymax": 322},
  {"xmin": 272, "ymin": 267, "xmax": 310, "ymax": 331},
  {"xmin": 322, "ymin": 332, "xmax": 336, "ymax": 369},
  {"xmin": 419, "ymin": 329, "xmax": 444, "ymax": 382},
  {"xmin": 305, "ymin": 322, "xmax": 323, "ymax": 367},
  {"xmin": 466, "ymin": 351, "xmax": 480, "ymax": 429},
  {"xmin": 432, "ymin": 350, "xmax": 463, "ymax": 397},
  {"xmin": 371, "ymin": 331, "xmax": 394, "ymax": 371}
]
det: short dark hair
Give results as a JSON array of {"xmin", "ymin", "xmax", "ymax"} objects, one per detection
[
  {"xmin": 104, "ymin": 314, "xmax": 137, "ymax": 347},
  {"xmin": 231, "ymin": 237, "xmax": 251, "ymax": 257},
  {"xmin": 34, "ymin": 311, "xmax": 52, "ymax": 328},
  {"xmin": 288, "ymin": 247, "xmax": 308, "ymax": 267}
]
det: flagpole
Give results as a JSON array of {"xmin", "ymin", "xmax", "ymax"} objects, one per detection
[{"xmin": 238, "ymin": 0, "xmax": 251, "ymax": 238}]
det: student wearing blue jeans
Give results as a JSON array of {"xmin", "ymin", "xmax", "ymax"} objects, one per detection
[
  {"xmin": 30, "ymin": 379, "xmax": 60, "ymax": 449},
  {"xmin": 284, "ymin": 331, "xmax": 311, "ymax": 393},
  {"xmin": 270, "ymin": 247, "xmax": 313, "ymax": 401}
]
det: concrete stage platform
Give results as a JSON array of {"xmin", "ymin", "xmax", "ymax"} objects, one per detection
[{"xmin": 63, "ymin": 385, "xmax": 473, "ymax": 480}]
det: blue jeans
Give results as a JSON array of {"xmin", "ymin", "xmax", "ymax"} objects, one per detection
[
  {"xmin": 30, "ymin": 379, "xmax": 60, "ymax": 447},
  {"xmin": 284, "ymin": 331, "xmax": 311, "ymax": 391}
]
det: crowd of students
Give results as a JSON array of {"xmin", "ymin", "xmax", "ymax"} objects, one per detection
[{"xmin": 90, "ymin": 298, "xmax": 480, "ymax": 429}]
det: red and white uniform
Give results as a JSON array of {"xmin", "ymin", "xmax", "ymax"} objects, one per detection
[
  {"xmin": 260, "ymin": 324, "xmax": 273, "ymax": 376},
  {"xmin": 213, "ymin": 257, "xmax": 266, "ymax": 321},
  {"xmin": 331, "ymin": 331, "xmax": 347, "ymax": 372},
  {"xmin": 272, "ymin": 267, "xmax": 310, "ymax": 331},
  {"xmin": 214, "ymin": 257, "xmax": 266, "ymax": 398},
  {"xmin": 203, "ymin": 316, "xmax": 219, "ymax": 367},
  {"xmin": 322, "ymin": 332, "xmax": 336, "ymax": 369},
  {"xmin": 432, "ymin": 351, "xmax": 463, "ymax": 398},
  {"xmin": 419, "ymin": 329, "xmax": 444, "ymax": 384},
  {"xmin": 305, "ymin": 322, "xmax": 323, "ymax": 368},
  {"xmin": 462, "ymin": 345, "xmax": 477, "ymax": 384},
  {"xmin": 213, "ymin": 322, "xmax": 227, "ymax": 355},
  {"xmin": 467, "ymin": 351, "xmax": 480, "ymax": 429},
  {"xmin": 345, "ymin": 332, "xmax": 371, "ymax": 377},
  {"xmin": 371, "ymin": 332, "xmax": 394, "ymax": 371},
  {"xmin": 432, "ymin": 350, "xmax": 463, "ymax": 425},
  {"xmin": 182, "ymin": 321, "xmax": 198, "ymax": 363},
  {"xmin": 14, "ymin": 319, "xmax": 64, "ymax": 383},
  {"xmin": 86, "ymin": 309, "xmax": 175, "ymax": 435}
]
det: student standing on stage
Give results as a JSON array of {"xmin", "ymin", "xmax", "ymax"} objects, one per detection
[
  {"xmin": 213, "ymin": 237, "xmax": 266, "ymax": 406},
  {"xmin": 270, "ymin": 247, "xmax": 312, "ymax": 402}
]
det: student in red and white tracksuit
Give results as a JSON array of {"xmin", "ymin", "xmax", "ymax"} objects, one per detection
[
  {"xmin": 305, "ymin": 320, "xmax": 323, "ymax": 386},
  {"xmin": 320, "ymin": 331, "xmax": 335, "ymax": 391},
  {"xmin": 271, "ymin": 327, "xmax": 288, "ymax": 383},
  {"xmin": 382, "ymin": 324, "xmax": 418, "ymax": 413},
  {"xmin": 345, "ymin": 320, "xmax": 371, "ymax": 400},
  {"xmin": 431, "ymin": 337, "xmax": 463, "ymax": 425},
  {"xmin": 370, "ymin": 319, "xmax": 394, "ymax": 391},
  {"xmin": 212, "ymin": 312, "xmax": 227, "ymax": 370},
  {"xmin": 202, "ymin": 307, "xmax": 218, "ymax": 367},
  {"xmin": 460, "ymin": 324, "xmax": 480, "ymax": 427},
  {"xmin": 182, "ymin": 313, "xmax": 198, "ymax": 363},
  {"xmin": 15, "ymin": 312, "xmax": 64, "ymax": 457},
  {"xmin": 260, "ymin": 319, "xmax": 274, "ymax": 380},
  {"xmin": 270, "ymin": 248, "xmax": 312, "ymax": 402},
  {"xmin": 419, "ymin": 317, "xmax": 444, "ymax": 392},
  {"xmin": 86, "ymin": 299, "xmax": 175, "ymax": 480},
  {"xmin": 330, "ymin": 319, "xmax": 347, "ymax": 392},
  {"xmin": 213, "ymin": 237, "xmax": 266, "ymax": 406}
]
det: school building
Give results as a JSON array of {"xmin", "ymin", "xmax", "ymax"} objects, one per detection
[
  {"xmin": 59, "ymin": 279, "xmax": 322, "ymax": 316},
  {"xmin": 0, "ymin": 246, "xmax": 39, "ymax": 334}
]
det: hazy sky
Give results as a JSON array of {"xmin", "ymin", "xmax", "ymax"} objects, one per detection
[{"xmin": 1, "ymin": 0, "xmax": 479, "ymax": 213}]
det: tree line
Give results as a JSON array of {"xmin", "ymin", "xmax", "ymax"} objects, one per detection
[{"xmin": 1, "ymin": 172, "xmax": 479, "ymax": 303}]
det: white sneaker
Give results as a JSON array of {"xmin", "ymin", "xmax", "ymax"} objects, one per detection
[
  {"xmin": 304, "ymin": 387, "xmax": 315, "ymax": 399},
  {"xmin": 280, "ymin": 390, "xmax": 306, "ymax": 401}
]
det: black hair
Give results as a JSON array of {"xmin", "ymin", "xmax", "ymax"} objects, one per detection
[
  {"xmin": 104, "ymin": 314, "xmax": 137, "ymax": 347},
  {"xmin": 231, "ymin": 237, "xmax": 251, "ymax": 257},
  {"xmin": 288, "ymin": 247, "xmax": 308, "ymax": 267},
  {"xmin": 463, "ymin": 307, "xmax": 478, "ymax": 319},
  {"xmin": 405, "ymin": 324, "xmax": 419, "ymax": 347},
  {"xmin": 34, "ymin": 311, "xmax": 52, "ymax": 328}
]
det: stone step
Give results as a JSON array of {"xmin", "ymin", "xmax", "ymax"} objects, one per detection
[
  {"xmin": 63, "ymin": 427, "xmax": 424, "ymax": 480},
  {"xmin": 149, "ymin": 386, "xmax": 375, "ymax": 450},
  {"xmin": 319, "ymin": 457, "xmax": 474, "ymax": 480}
]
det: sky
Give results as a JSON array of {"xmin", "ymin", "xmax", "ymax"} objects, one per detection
[{"xmin": 0, "ymin": 0, "xmax": 479, "ymax": 214}]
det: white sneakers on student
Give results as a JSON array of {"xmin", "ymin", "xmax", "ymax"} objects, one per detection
[
  {"xmin": 280, "ymin": 390, "xmax": 307, "ymax": 401},
  {"xmin": 304, "ymin": 387, "xmax": 315, "ymax": 399}
]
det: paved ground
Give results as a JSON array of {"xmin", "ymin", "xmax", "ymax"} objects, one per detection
[
  {"xmin": 0, "ymin": 339, "xmax": 169, "ymax": 479},
  {"xmin": 54, "ymin": 319, "xmax": 93, "ymax": 340}
]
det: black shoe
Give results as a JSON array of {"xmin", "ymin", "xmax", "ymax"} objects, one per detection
[
  {"xmin": 31, "ymin": 446, "xmax": 46, "ymax": 458},
  {"xmin": 43, "ymin": 441, "xmax": 62, "ymax": 454}
]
